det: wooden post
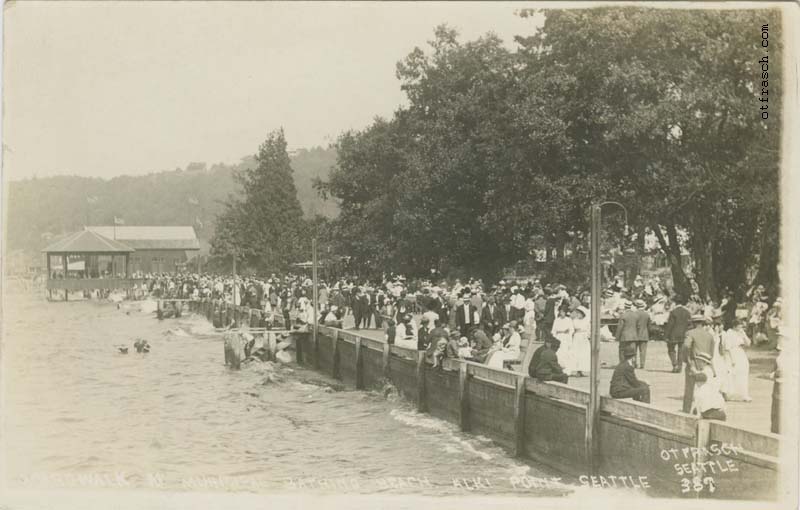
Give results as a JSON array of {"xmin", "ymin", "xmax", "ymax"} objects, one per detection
[
  {"xmin": 458, "ymin": 361, "xmax": 470, "ymax": 431},
  {"xmin": 513, "ymin": 374, "xmax": 527, "ymax": 457},
  {"xmin": 268, "ymin": 332, "xmax": 278, "ymax": 361},
  {"xmin": 296, "ymin": 333, "xmax": 303, "ymax": 365},
  {"xmin": 354, "ymin": 337, "xmax": 364, "ymax": 390},
  {"xmin": 63, "ymin": 254, "xmax": 68, "ymax": 301},
  {"xmin": 694, "ymin": 420, "xmax": 711, "ymax": 498},
  {"xmin": 331, "ymin": 331, "xmax": 340, "ymax": 379},
  {"xmin": 382, "ymin": 341, "xmax": 391, "ymax": 378},
  {"xmin": 416, "ymin": 350, "xmax": 427, "ymax": 412}
]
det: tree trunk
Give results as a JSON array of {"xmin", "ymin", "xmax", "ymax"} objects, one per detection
[
  {"xmin": 652, "ymin": 223, "xmax": 691, "ymax": 298},
  {"xmin": 754, "ymin": 211, "xmax": 780, "ymax": 298},
  {"xmin": 692, "ymin": 235, "xmax": 716, "ymax": 303}
]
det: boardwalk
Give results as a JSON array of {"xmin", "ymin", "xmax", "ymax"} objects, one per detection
[{"xmin": 335, "ymin": 314, "xmax": 778, "ymax": 434}]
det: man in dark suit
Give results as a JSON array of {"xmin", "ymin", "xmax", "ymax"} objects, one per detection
[
  {"xmin": 500, "ymin": 297, "xmax": 513, "ymax": 326},
  {"xmin": 351, "ymin": 287, "xmax": 364, "ymax": 330},
  {"xmin": 455, "ymin": 295, "xmax": 479, "ymax": 337},
  {"xmin": 481, "ymin": 296, "xmax": 503, "ymax": 336},
  {"xmin": 610, "ymin": 344, "xmax": 650, "ymax": 403},
  {"xmin": 634, "ymin": 299, "xmax": 651, "ymax": 369},
  {"xmin": 541, "ymin": 287, "xmax": 565, "ymax": 342},
  {"xmin": 664, "ymin": 295, "xmax": 692, "ymax": 373},
  {"xmin": 615, "ymin": 301, "xmax": 639, "ymax": 363}
]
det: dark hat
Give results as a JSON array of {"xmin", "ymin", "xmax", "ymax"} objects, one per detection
[{"xmin": 622, "ymin": 344, "xmax": 637, "ymax": 359}]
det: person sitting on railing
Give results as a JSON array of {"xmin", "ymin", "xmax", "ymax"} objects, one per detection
[
  {"xmin": 486, "ymin": 322, "xmax": 521, "ymax": 369},
  {"xmin": 323, "ymin": 306, "xmax": 341, "ymax": 328},
  {"xmin": 471, "ymin": 326, "xmax": 493, "ymax": 363},
  {"xmin": 457, "ymin": 337, "xmax": 474, "ymax": 360},
  {"xmin": 529, "ymin": 337, "xmax": 568, "ymax": 384},
  {"xmin": 610, "ymin": 344, "xmax": 651, "ymax": 403},
  {"xmin": 430, "ymin": 339, "xmax": 448, "ymax": 368},
  {"xmin": 417, "ymin": 317, "xmax": 430, "ymax": 351},
  {"xmin": 445, "ymin": 330, "xmax": 461, "ymax": 360}
]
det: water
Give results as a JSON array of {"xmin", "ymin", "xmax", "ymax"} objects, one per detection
[{"xmin": 2, "ymin": 294, "xmax": 569, "ymax": 497}]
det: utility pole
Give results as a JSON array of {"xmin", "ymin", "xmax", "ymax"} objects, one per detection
[
  {"xmin": 586, "ymin": 201, "xmax": 627, "ymax": 475},
  {"xmin": 586, "ymin": 204, "xmax": 602, "ymax": 474}
]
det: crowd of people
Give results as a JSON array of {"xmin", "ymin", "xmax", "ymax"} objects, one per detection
[{"xmin": 139, "ymin": 269, "xmax": 783, "ymax": 418}]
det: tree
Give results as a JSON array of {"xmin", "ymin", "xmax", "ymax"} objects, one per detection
[{"xmin": 210, "ymin": 129, "xmax": 307, "ymax": 273}]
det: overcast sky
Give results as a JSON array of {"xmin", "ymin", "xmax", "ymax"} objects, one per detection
[{"xmin": 3, "ymin": 2, "xmax": 543, "ymax": 180}]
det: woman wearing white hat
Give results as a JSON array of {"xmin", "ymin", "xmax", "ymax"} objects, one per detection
[{"xmin": 568, "ymin": 306, "xmax": 591, "ymax": 377}]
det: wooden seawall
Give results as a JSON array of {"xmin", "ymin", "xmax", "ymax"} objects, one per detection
[{"xmin": 186, "ymin": 299, "xmax": 781, "ymax": 500}]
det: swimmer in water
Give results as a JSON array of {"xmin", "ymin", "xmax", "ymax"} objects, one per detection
[
  {"xmin": 134, "ymin": 338, "xmax": 151, "ymax": 353},
  {"xmin": 118, "ymin": 346, "xmax": 129, "ymax": 354}
]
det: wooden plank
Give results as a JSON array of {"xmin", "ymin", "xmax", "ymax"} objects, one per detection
[
  {"xmin": 526, "ymin": 379, "xmax": 590, "ymax": 406},
  {"xmin": 338, "ymin": 331, "xmax": 358, "ymax": 344},
  {"xmin": 361, "ymin": 337, "xmax": 384, "ymax": 352},
  {"xmin": 354, "ymin": 337, "xmax": 364, "ymax": 390},
  {"xmin": 416, "ymin": 350, "xmax": 427, "ymax": 412},
  {"xmin": 390, "ymin": 345, "xmax": 417, "ymax": 359},
  {"xmin": 514, "ymin": 374, "xmax": 526, "ymax": 457},
  {"xmin": 708, "ymin": 421, "xmax": 780, "ymax": 458},
  {"xmin": 600, "ymin": 396, "xmax": 697, "ymax": 437},
  {"xmin": 458, "ymin": 361, "xmax": 470, "ymax": 432}
]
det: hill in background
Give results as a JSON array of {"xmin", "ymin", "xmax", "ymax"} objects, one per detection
[{"xmin": 5, "ymin": 146, "xmax": 338, "ymax": 259}]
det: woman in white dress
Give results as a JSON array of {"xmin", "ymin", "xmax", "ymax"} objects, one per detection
[
  {"xmin": 569, "ymin": 306, "xmax": 591, "ymax": 376},
  {"xmin": 722, "ymin": 319, "xmax": 752, "ymax": 401},
  {"xmin": 711, "ymin": 320, "xmax": 731, "ymax": 398},
  {"xmin": 523, "ymin": 295, "xmax": 537, "ymax": 341},
  {"xmin": 551, "ymin": 305, "xmax": 575, "ymax": 373},
  {"xmin": 487, "ymin": 325, "xmax": 521, "ymax": 369}
]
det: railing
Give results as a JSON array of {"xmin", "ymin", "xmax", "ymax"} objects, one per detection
[
  {"xmin": 46, "ymin": 278, "xmax": 145, "ymax": 290},
  {"xmin": 183, "ymin": 301, "xmax": 781, "ymax": 499}
]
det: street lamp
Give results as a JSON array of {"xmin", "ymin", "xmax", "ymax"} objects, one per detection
[{"xmin": 586, "ymin": 201, "xmax": 628, "ymax": 475}]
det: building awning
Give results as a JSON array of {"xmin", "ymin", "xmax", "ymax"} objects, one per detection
[{"xmin": 42, "ymin": 230, "xmax": 135, "ymax": 254}]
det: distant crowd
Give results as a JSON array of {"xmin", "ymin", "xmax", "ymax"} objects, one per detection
[{"xmin": 141, "ymin": 270, "xmax": 783, "ymax": 424}]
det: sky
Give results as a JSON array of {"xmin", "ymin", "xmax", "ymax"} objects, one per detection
[{"xmin": 2, "ymin": 1, "xmax": 544, "ymax": 180}]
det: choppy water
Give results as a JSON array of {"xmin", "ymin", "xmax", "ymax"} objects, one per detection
[{"xmin": 2, "ymin": 294, "xmax": 569, "ymax": 497}]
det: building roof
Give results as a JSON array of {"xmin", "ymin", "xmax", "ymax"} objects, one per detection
[
  {"xmin": 85, "ymin": 226, "xmax": 200, "ymax": 250},
  {"xmin": 42, "ymin": 230, "xmax": 135, "ymax": 254}
]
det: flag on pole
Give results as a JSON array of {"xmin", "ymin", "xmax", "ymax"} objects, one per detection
[
  {"xmin": 188, "ymin": 197, "xmax": 199, "ymax": 205},
  {"xmin": 86, "ymin": 196, "xmax": 98, "ymax": 204},
  {"xmin": 114, "ymin": 216, "xmax": 125, "ymax": 225}
]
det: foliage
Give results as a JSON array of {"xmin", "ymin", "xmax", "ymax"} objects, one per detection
[
  {"xmin": 210, "ymin": 129, "xmax": 308, "ymax": 273},
  {"xmin": 317, "ymin": 9, "xmax": 782, "ymax": 296}
]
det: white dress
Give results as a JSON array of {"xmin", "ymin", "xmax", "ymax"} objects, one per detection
[
  {"xmin": 722, "ymin": 329, "xmax": 751, "ymax": 400},
  {"xmin": 570, "ymin": 316, "xmax": 591, "ymax": 374},
  {"xmin": 711, "ymin": 331, "xmax": 731, "ymax": 396},
  {"xmin": 551, "ymin": 316, "xmax": 575, "ymax": 373},
  {"xmin": 487, "ymin": 332, "xmax": 521, "ymax": 369}
]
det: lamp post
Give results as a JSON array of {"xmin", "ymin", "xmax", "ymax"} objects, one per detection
[{"xmin": 587, "ymin": 201, "xmax": 628, "ymax": 474}]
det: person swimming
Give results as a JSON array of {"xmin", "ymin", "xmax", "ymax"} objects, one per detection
[{"xmin": 134, "ymin": 338, "xmax": 151, "ymax": 353}]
